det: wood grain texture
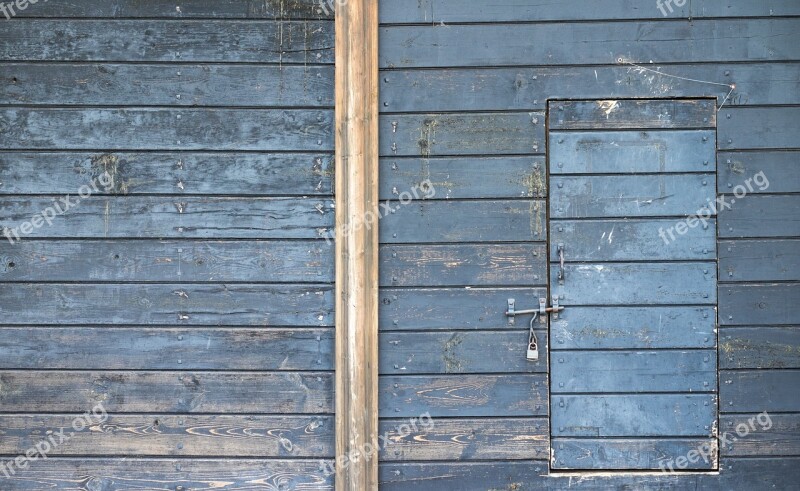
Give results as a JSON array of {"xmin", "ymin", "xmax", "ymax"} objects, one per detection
[
  {"xmin": 550, "ymin": 130, "xmax": 716, "ymax": 174},
  {"xmin": 719, "ymin": 107, "xmax": 800, "ymax": 150},
  {"xmin": 335, "ymin": 0, "xmax": 380, "ymax": 488},
  {"xmin": 551, "ymin": 306, "xmax": 716, "ymax": 350},
  {"xmin": 0, "ymin": 414, "xmax": 334, "ymax": 457},
  {"xmin": 720, "ymin": 327, "xmax": 800, "ymax": 369},
  {"xmin": 0, "ymin": 20, "xmax": 334, "ymax": 63},
  {"xmin": 551, "ymin": 219, "xmax": 717, "ymax": 262},
  {"xmin": 0, "ymin": 283, "xmax": 333, "ymax": 326},
  {"xmin": 379, "ymin": 156, "xmax": 546, "ymax": 199},
  {"xmin": 14, "ymin": 0, "xmax": 333, "ymax": 18},
  {"xmin": 549, "ymin": 99, "xmax": 716, "ymax": 130},
  {"xmin": 379, "ymin": 288, "xmax": 546, "ymax": 331},
  {"xmin": 0, "ymin": 197, "xmax": 333, "ymax": 239},
  {"xmin": 719, "ymin": 283, "xmax": 800, "ymax": 326},
  {"xmin": 719, "ymin": 195, "xmax": 800, "ymax": 238},
  {"xmin": 0, "ymin": 327, "xmax": 334, "ymax": 370},
  {"xmin": 718, "ymin": 151, "xmax": 800, "ymax": 194},
  {"xmin": 550, "ymin": 350, "xmax": 717, "ymax": 393},
  {"xmin": 551, "ymin": 394, "xmax": 718, "ymax": 437},
  {"xmin": 720, "ymin": 370, "xmax": 800, "ymax": 413},
  {"xmin": 0, "ymin": 240, "xmax": 333, "ymax": 282},
  {"xmin": 721, "ymin": 413, "xmax": 800, "ymax": 457},
  {"xmin": 379, "ymin": 113, "xmax": 544, "ymax": 157},
  {"xmin": 0, "ymin": 64, "xmax": 334, "ymax": 106},
  {"xmin": 0, "ymin": 371, "xmax": 334, "ymax": 413},
  {"xmin": 380, "ymin": 200, "xmax": 546, "ymax": 243},
  {"xmin": 379, "ymin": 243, "xmax": 546, "ymax": 287},
  {"xmin": 378, "ymin": 417, "xmax": 548, "ymax": 461},
  {"xmin": 0, "ymin": 152, "xmax": 334, "ymax": 195},
  {"xmin": 380, "ymin": 19, "xmax": 800, "ymax": 68},
  {"xmin": 379, "ymin": 330, "xmax": 547, "ymax": 374},
  {"xmin": 379, "ymin": 374, "xmax": 548, "ymax": 417},
  {"xmin": 0, "ymin": 459, "xmax": 335, "ymax": 490},
  {"xmin": 379, "ymin": 0, "xmax": 800, "ymax": 23},
  {"xmin": 551, "ymin": 438, "xmax": 717, "ymax": 470},
  {"xmin": 381, "ymin": 64, "xmax": 800, "ymax": 111},
  {"xmin": 0, "ymin": 108, "xmax": 333, "ymax": 150},
  {"xmin": 719, "ymin": 239, "xmax": 800, "ymax": 282}
]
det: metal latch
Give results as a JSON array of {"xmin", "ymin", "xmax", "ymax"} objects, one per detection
[{"xmin": 505, "ymin": 297, "xmax": 565, "ymax": 361}]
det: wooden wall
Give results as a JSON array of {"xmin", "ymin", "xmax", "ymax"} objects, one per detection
[
  {"xmin": 378, "ymin": 0, "xmax": 800, "ymax": 489},
  {"xmin": 0, "ymin": 0, "xmax": 336, "ymax": 488}
]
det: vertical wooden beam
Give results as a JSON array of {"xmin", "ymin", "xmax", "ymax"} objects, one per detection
[{"xmin": 335, "ymin": 0, "xmax": 379, "ymax": 490}]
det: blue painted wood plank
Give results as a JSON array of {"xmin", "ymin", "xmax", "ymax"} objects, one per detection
[
  {"xmin": 551, "ymin": 306, "xmax": 716, "ymax": 350},
  {"xmin": 550, "ymin": 174, "xmax": 716, "ymax": 218},
  {"xmin": 549, "ymin": 100, "xmax": 716, "ymax": 130},
  {"xmin": 379, "ymin": 330, "xmax": 548, "ymax": 374},
  {"xmin": 549, "ymin": 130, "xmax": 715, "ymax": 174},
  {"xmin": 720, "ymin": 239, "xmax": 800, "ymax": 282},
  {"xmin": 718, "ymin": 151, "xmax": 800, "ymax": 194},
  {"xmin": 550, "ymin": 350, "xmax": 717, "ymax": 393},
  {"xmin": 15, "ymin": 0, "xmax": 332, "ymax": 18},
  {"xmin": 379, "ymin": 288, "xmax": 546, "ymax": 331},
  {"xmin": 379, "ymin": 113, "xmax": 544, "ymax": 157},
  {"xmin": 379, "ymin": 374, "xmax": 548, "ymax": 417},
  {"xmin": 719, "ymin": 107, "xmax": 800, "ymax": 150},
  {"xmin": 720, "ymin": 370, "xmax": 800, "ymax": 413},
  {"xmin": 551, "ymin": 219, "xmax": 717, "ymax": 262},
  {"xmin": 552, "ymin": 262, "xmax": 718, "ymax": 305},
  {"xmin": 380, "ymin": 19, "xmax": 800, "ymax": 68},
  {"xmin": 719, "ymin": 283, "xmax": 800, "ymax": 326},
  {"xmin": 551, "ymin": 394, "xmax": 717, "ymax": 437},
  {"xmin": 551, "ymin": 438, "xmax": 716, "ymax": 470},
  {"xmin": 719, "ymin": 195, "xmax": 800, "ymax": 238},
  {"xmin": 720, "ymin": 327, "xmax": 800, "ymax": 369},
  {"xmin": 722, "ymin": 413, "xmax": 800, "ymax": 456}
]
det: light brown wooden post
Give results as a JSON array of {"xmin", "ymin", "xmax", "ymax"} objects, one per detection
[{"xmin": 334, "ymin": 0, "xmax": 379, "ymax": 489}]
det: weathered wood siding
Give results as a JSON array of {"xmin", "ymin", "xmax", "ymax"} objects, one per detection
[
  {"xmin": 378, "ymin": 0, "xmax": 800, "ymax": 488},
  {"xmin": 0, "ymin": 1, "xmax": 335, "ymax": 488}
]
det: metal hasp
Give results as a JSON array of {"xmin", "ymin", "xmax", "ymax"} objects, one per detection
[{"xmin": 506, "ymin": 297, "xmax": 566, "ymax": 361}]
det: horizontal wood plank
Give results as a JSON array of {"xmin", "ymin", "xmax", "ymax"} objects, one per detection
[
  {"xmin": 719, "ymin": 195, "xmax": 800, "ymax": 238},
  {"xmin": 550, "ymin": 174, "xmax": 715, "ymax": 218},
  {"xmin": 0, "ymin": 414, "xmax": 334, "ymax": 457},
  {"xmin": 551, "ymin": 438, "xmax": 716, "ymax": 470},
  {"xmin": 551, "ymin": 306, "xmax": 716, "ymax": 350},
  {"xmin": 720, "ymin": 327, "xmax": 800, "ymax": 369},
  {"xmin": 719, "ymin": 107, "xmax": 800, "ymax": 150},
  {"xmin": 380, "ymin": 19, "xmax": 800, "ymax": 68},
  {"xmin": 720, "ymin": 369, "xmax": 800, "ymax": 413},
  {"xmin": 719, "ymin": 283, "xmax": 800, "ymax": 326},
  {"xmin": 378, "ymin": 417, "xmax": 547, "ymax": 461},
  {"xmin": 720, "ymin": 239, "xmax": 800, "ymax": 282},
  {"xmin": 379, "ymin": 243, "xmax": 546, "ymax": 287},
  {"xmin": 552, "ymin": 262, "xmax": 718, "ymax": 305},
  {"xmin": 551, "ymin": 219, "xmax": 717, "ymax": 262},
  {"xmin": 0, "ymin": 152, "xmax": 334, "ymax": 196},
  {"xmin": 549, "ymin": 99, "xmax": 716, "ymax": 130},
  {"xmin": 0, "ymin": 240, "xmax": 333, "ymax": 282},
  {"xmin": 379, "ymin": 0, "xmax": 800, "ymax": 23},
  {"xmin": 551, "ymin": 394, "xmax": 717, "ymax": 437},
  {"xmin": 379, "ymin": 374, "xmax": 547, "ymax": 417},
  {"xmin": 380, "ymin": 200, "xmax": 546, "ymax": 243},
  {"xmin": 550, "ymin": 130, "xmax": 716, "ymax": 174},
  {"xmin": 379, "ymin": 157, "xmax": 546, "ymax": 199},
  {"xmin": 722, "ymin": 413, "xmax": 800, "ymax": 457},
  {"xmin": 379, "ymin": 330, "xmax": 547, "ymax": 374},
  {"xmin": 0, "ymin": 327, "xmax": 333, "ymax": 370},
  {"xmin": 0, "ymin": 283, "xmax": 333, "ymax": 326},
  {"xmin": 1, "ymin": 64, "xmax": 333, "ymax": 106},
  {"xmin": 550, "ymin": 350, "xmax": 717, "ymax": 393},
  {"xmin": 379, "ymin": 288, "xmax": 546, "ymax": 331},
  {"xmin": 0, "ymin": 371, "xmax": 334, "ymax": 413},
  {"xmin": 0, "ymin": 197, "xmax": 333, "ymax": 239},
  {"xmin": 0, "ymin": 108, "xmax": 333, "ymax": 150},
  {"xmin": 718, "ymin": 151, "xmax": 800, "ymax": 194},
  {"xmin": 0, "ymin": 20, "xmax": 334, "ymax": 63},
  {"xmin": 15, "ymin": 0, "xmax": 333, "ymax": 18},
  {"xmin": 379, "ymin": 113, "xmax": 544, "ymax": 157},
  {"xmin": 381, "ymin": 63, "xmax": 799, "ymax": 111}
]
